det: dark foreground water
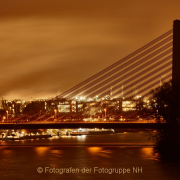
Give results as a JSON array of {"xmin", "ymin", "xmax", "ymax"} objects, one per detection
[{"xmin": 0, "ymin": 132, "xmax": 180, "ymax": 180}]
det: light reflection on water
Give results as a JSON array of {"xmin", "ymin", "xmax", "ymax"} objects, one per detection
[
  {"xmin": 87, "ymin": 147, "xmax": 111, "ymax": 158},
  {"xmin": 35, "ymin": 147, "xmax": 50, "ymax": 156},
  {"xmin": 88, "ymin": 147, "xmax": 103, "ymax": 154},
  {"xmin": 141, "ymin": 147, "xmax": 154, "ymax": 160},
  {"xmin": 0, "ymin": 132, "xmax": 180, "ymax": 180}
]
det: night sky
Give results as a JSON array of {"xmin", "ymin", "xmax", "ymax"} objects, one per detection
[{"xmin": 0, "ymin": 0, "xmax": 180, "ymax": 100}]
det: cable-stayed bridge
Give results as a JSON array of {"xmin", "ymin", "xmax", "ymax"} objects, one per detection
[
  {"xmin": 56, "ymin": 29, "xmax": 173, "ymax": 100},
  {"xmin": 1, "ymin": 20, "xmax": 180, "ymax": 130}
]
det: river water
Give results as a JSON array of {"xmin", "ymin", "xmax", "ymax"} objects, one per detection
[{"xmin": 0, "ymin": 131, "xmax": 179, "ymax": 180}]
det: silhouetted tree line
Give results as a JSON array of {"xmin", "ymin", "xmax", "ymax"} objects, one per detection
[{"xmin": 149, "ymin": 80, "xmax": 180, "ymax": 162}]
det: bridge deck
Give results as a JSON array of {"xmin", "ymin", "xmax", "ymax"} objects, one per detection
[{"xmin": 0, "ymin": 122, "xmax": 166, "ymax": 130}]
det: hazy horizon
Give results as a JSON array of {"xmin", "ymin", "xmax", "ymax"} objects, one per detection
[{"xmin": 0, "ymin": 0, "xmax": 180, "ymax": 100}]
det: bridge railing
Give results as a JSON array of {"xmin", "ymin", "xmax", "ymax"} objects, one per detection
[{"xmin": 0, "ymin": 119, "xmax": 164, "ymax": 124}]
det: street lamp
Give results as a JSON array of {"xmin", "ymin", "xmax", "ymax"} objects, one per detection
[
  {"xmin": 54, "ymin": 109, "xmax": 57, "ymax": 119},
  {"xmin": 104, "ymin": 109, "xmax": 106, "ymax": 119},
  {"xmin": 3, "ymin": 116, "xmax": 6, "ymax": 123},
  {"xmin": 6, "ymin": 110, "xmax": 8, "ymax": 121}
]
